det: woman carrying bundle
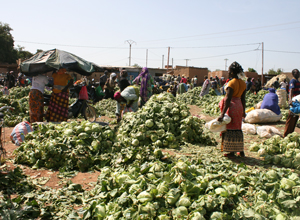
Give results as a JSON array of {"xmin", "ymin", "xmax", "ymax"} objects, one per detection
[{"xmin": 217, "ymin": 61, "xmax": 246, "ymax": 158}]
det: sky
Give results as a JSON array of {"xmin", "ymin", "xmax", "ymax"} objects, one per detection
[{"xmin": 1, "ymin": 0, "xmax": 300, "ymax": 74}]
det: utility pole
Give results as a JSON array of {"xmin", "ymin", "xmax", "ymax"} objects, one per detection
[
  {"xmin": 224, "ymin": 58, "xmax": 228, "ymax": 71},
  {"xmin": 261, "ymin": 42, "xmax": 264, "ymax": 85},
  {"xmin": 125, "ymin": 40, "xmax": 136, "ymax": 66},
  {"xmin": 167, "ymin": 47, "xmax": 170, "ymax": 74},
  {"xmin": 146, "ymin": 49, "xmax": 148, "ymax": 67},
  {"xmin": 184, "ymin": 59, "xmax": 190, "ymax": 67},
  {"xmin": 172, "ymin": 58, "xmax": 174, "ymax": 72}
]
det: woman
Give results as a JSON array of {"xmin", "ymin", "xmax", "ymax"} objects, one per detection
[
  {"xmin": 217, "ymin": 61, "xmax": 246, "ymax": 157},
  {"xmin": 118, "ymin": 70, "xmax": 131, "ymax": 92},
  {"xmin": 104, "ymin": 73, "xmax": 117, "ymax": 99},
  {"xmin": 284, "ymin": 69, "xmax": 300, "ymax": 137},
  {"xmin": 46, "ymin": 68, "xmax": 73, "ymax": 122},
  {"xmin": 250, "ymin": 78, "xmax": 256, "ymax": 93},
  {"xmin": 260, "ymin": 88, "xmax": 281, "ymax": 115},
  {"xmin": 199, "ymin": 76, "xmax": 210, "ymax": 97},
  {"xmin": 133, "ymin": 67, "xmax": 154, "ymax": 106},
  {"xmin": 29, "ymin": 74, "xmax": 49, "ymax": 123}
]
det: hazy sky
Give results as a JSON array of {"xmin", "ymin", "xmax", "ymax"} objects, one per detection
[{"xmin": 1, "ymin": 0, "xmax": 300, "ymax": 74}]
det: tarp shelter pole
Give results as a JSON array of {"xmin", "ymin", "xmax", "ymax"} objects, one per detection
[{"xmin": 261, "ymin": 42, "xmax": 264, "ymax": 85}]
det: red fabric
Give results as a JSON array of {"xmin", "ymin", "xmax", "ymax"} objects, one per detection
[
  {"xmin": 180, "ymin": 78, "xmax": 187, "ymax": 84},
  {"xmin": 79, "ymin": 86, "xmax": 88, "ymax": 100},
  {"xmin": 219, "ymin": 97, "xmax": 243, "ymax": 130}
]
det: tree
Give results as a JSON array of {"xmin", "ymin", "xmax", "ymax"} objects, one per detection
[
  {"xmin": 132, "ymin": 63, "xmax": 141, "ymax": 68},
  {"xmin": 267, "ymin": 68, "xmax": 283, "ymax": 75},
  {"xmin": 248, "ymin": 68, "xmax": 257, "ymax": 72},
  {"xmin": 16, "ymin": 45, "xmax": 33, "ymax": 60},
  {"xmin": 0, "ymin": 22, "xmax": 17, "ymax": 63}
]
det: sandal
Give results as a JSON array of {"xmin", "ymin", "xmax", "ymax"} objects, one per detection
[
  {"xmin": 237, "ymin": 152, "xmax": 245, "ymax": 157},
  {"xmin": 224, "ymin": 152, "xmax": 235, "ymax": 158}
]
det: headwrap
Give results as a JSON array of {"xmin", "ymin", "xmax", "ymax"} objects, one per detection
[
  {"xmin": 134, "ymin": 67, "xmax": 150, "ymax": 102},
  {"xmin": 114, "ymin": 91, "xmax": 121, "ymax": 100},
  {"xmin": 57, "ymin": 68, "xmax": 67, "ymax": 75},
  {"xmin": 110, "ymin": 73, "xmax": 117, "ymax": 80},
  {"xmin": 268, "ymin": 88, "xmax": 276, "ymax": 93}
]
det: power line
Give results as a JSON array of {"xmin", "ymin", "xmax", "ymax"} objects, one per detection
[
  {"xmin": 265, "ymin": 49, "xmax": 300, "ymax": 54},
  {"xmin": 138, "ymin": 21, "xmax": 300, "ymax": 43},
  {"xmin": 176, "ymin": 49, "xmax": 257, "ymax": 60}
]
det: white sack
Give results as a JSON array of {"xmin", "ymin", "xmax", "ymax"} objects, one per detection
[
  {"xmin": 245, "ymin": 109, "xmax": 282, "ymax": 124},
  {"xmin": 256, "ymin": 126, "xmax": 281, "ymax": 138},
  {"xmin": 242, "ymin": 123, "xmax": 256, "ymax": 135},
  {"xmin": 205, "ymin": 115, "xmax": 231, "ymax": 132}
]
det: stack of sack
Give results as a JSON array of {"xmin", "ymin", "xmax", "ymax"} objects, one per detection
[{"xmin": 276, "ymin": 89, "xmax": 288, "ymax": 109}]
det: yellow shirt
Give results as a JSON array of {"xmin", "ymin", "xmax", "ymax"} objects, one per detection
[
  {"xmin": 52, "ymin": 73, "xmax": 72, "ymax": 93},
  {"xmin": 227, "ymin": 78, "xmax": 246, "ymax": 98}
]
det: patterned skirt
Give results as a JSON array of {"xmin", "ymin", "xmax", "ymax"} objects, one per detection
[
  {"xmin": 219, "ymin": 97, "xmax": 244, "ymax": 152},
  {"xmin": 46, "ymin": 92, "xmax": 69, "ymax": 122},
  {"xmin": 29, "ymin": 89, "xmax": 44, "ymax": 123}
]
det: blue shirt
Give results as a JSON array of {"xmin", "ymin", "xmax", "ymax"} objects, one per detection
[
  {"xmin": 289, "ymin": 78, "xmax": 300, "ymax": 97},
  {"xmin": 260, "ymin": 88, "xmax": 281, "ymax": 115}
]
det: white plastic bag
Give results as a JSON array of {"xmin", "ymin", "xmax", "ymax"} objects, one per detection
[
  {"xmin": 242, "ymin": 123, "xmax": 256, "ymax": 135},
  {"xmin": 256, "ymin": 126, "xmax": 281, "ymax": 138},
  {"xmin": 245, "ymin": 109, "xmax": 282, "ymax": 124},
  {"xmin": 205, "ymin": 115, "xmax": 231, "ymax": 132},
  {"xmin": 292, "ymin": 94, "xmax": 300, "ymax": 102}
]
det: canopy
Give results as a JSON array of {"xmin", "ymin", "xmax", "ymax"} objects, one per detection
[{"xmin": 20, "ymin": 49, "xmax": 101, "ymax": 76}]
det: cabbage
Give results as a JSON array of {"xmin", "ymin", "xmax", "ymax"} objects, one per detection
[
  {"xmin": 137, "ymin": 191, "xmax": 153, "ymax": 203},
  {"xmin": 172, "ymin": 206, "xmax": 188, "ymax": 218},
  {"xmin": 64, "ymin": 129, "xmax": 73, "ymax": 136},
  {"xmin": 281, "ymin": 157, "xmax": 293, "ymax": 168},
  {"xmin": 249, "ymin": 143, "xmax": 260, "ymax": 152},
  {"xmin": 91, "ymin": 140, "xmax": 100, "ymax": 151},
  {"xmin": 176, "ymin": 194, "xmax": 191, "ymax": 207},
  {"xmin": 131, "ymin": 139, "xmax": 139, "ymax": 147},
  {"xmin": 280, "ymin": 178, "xmax": 296, "ymax": 190},
  {"xmin": 92, "ymin": 124, "xmax": 101, "ymax": 132},
  {"xmin": 157, "ymin": 181, "xmax": 169, "ymax": 195},
  {"xmin": 189, "ymin": 212, "xmax": 206, "ymax": 220},
  {"xmin": 166, "ymin": 188, "xmax": 181, "ymax": 205},
  {"xmin": 84, "ymin": 126, "xmax": 92, "ymax": 134},
  {"xmin": 210, "ymin": 212, "xmax": 223, "ymax": 220},
  {"xmin": 266, "ymin": 170, "xmax": 278, "ymax": 182},
  {"xmin": 145, "ymin": 119, "xmax": 154, "ymax": 128},
  {"xmin": 150, "ymin": 134, "xmax": 158, "ymax": 142},
  {"xmin": 258, "ymin": 148, "xmax": 266, "ymax": 156},
  {"xmin": 273, "ymin": 155, "xmax": 281, "ymax": 165},
  {"xmin": 215, "ymin": 187, "xmax": 228, "ymax": 197},
  {"xmin": 94, "ymin": 204, "xmax": 106, "ymax": 218},
  {"xmin": 116, "ymin": 174, "xmax": 130, "ymax": 185}
]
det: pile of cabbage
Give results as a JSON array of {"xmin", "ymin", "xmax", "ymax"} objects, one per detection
[
  {"xmin": 250, "ymin": 132, "xmax": 300, "ymax": 170},
  {"xmin": 0, "ymin": 87, "xmax": 31, "ymax": 126},
  {"xmin": 117, "ymin": 93, "xmax": 216, "ymax": 149},
  {"xmin": 14, "ymin": 121, "xmax": 116, "ymax": 172},
  {"xmin": 245, "ymin": 89, "xmax": 269, "ymax": 108},
  {"xmin": 93, "ymin": 98, "xmax": 117, "ymax": 118},
  {"xmin": 5, "ymin": 149, "xmax": 300, "ymax": 219}
]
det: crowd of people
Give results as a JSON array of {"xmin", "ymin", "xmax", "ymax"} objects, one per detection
[{"xmin": 2, "ymin": 64, "xmax": 300, "ymax": 160}]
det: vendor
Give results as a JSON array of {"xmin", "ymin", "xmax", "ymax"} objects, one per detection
[
  {"xmin": 114, "ymin": 85, "xmax": 140, "ymax": 122},
  {"xmin": 260, "ymin": 88, "xmax": 281, "ymax": 115}
]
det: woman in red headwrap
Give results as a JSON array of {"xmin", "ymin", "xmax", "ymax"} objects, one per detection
[{"xmin": 46, "ymin": 68, "xmax": 73, "ymax": 122}]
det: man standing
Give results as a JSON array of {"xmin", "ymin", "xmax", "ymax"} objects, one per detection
[
  {"xmin": 100, "ymin": 70, "xmax": 109, "ymax": 88},
  {"xmin": 176, "ymin": 74, "xmax": 181, "ymax": 83},
  {"xmin": 7, "ymin": 71, "xmax": 15, "ymax": 89},
  {"xmin": 193, "ymin": 75, "xmax": 198, "ymax": 87},
  {"xmin": 272, "ymin": 78, "xmax": 280, "ymax": 89}
]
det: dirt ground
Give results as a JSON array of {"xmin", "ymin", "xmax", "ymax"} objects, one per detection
[{"xmin": 2, "ymin": 105, "xmax": 300, "ymax": 190}]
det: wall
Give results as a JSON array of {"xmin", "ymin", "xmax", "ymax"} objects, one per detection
[{"xmin": 173, "ymin": 66, "xmax": 208, "ymax": 85}]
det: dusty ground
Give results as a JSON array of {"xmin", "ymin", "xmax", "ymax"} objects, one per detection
[{"xmin": 1, "ymin": 105, "xmax": 300, "ymax": 190}]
